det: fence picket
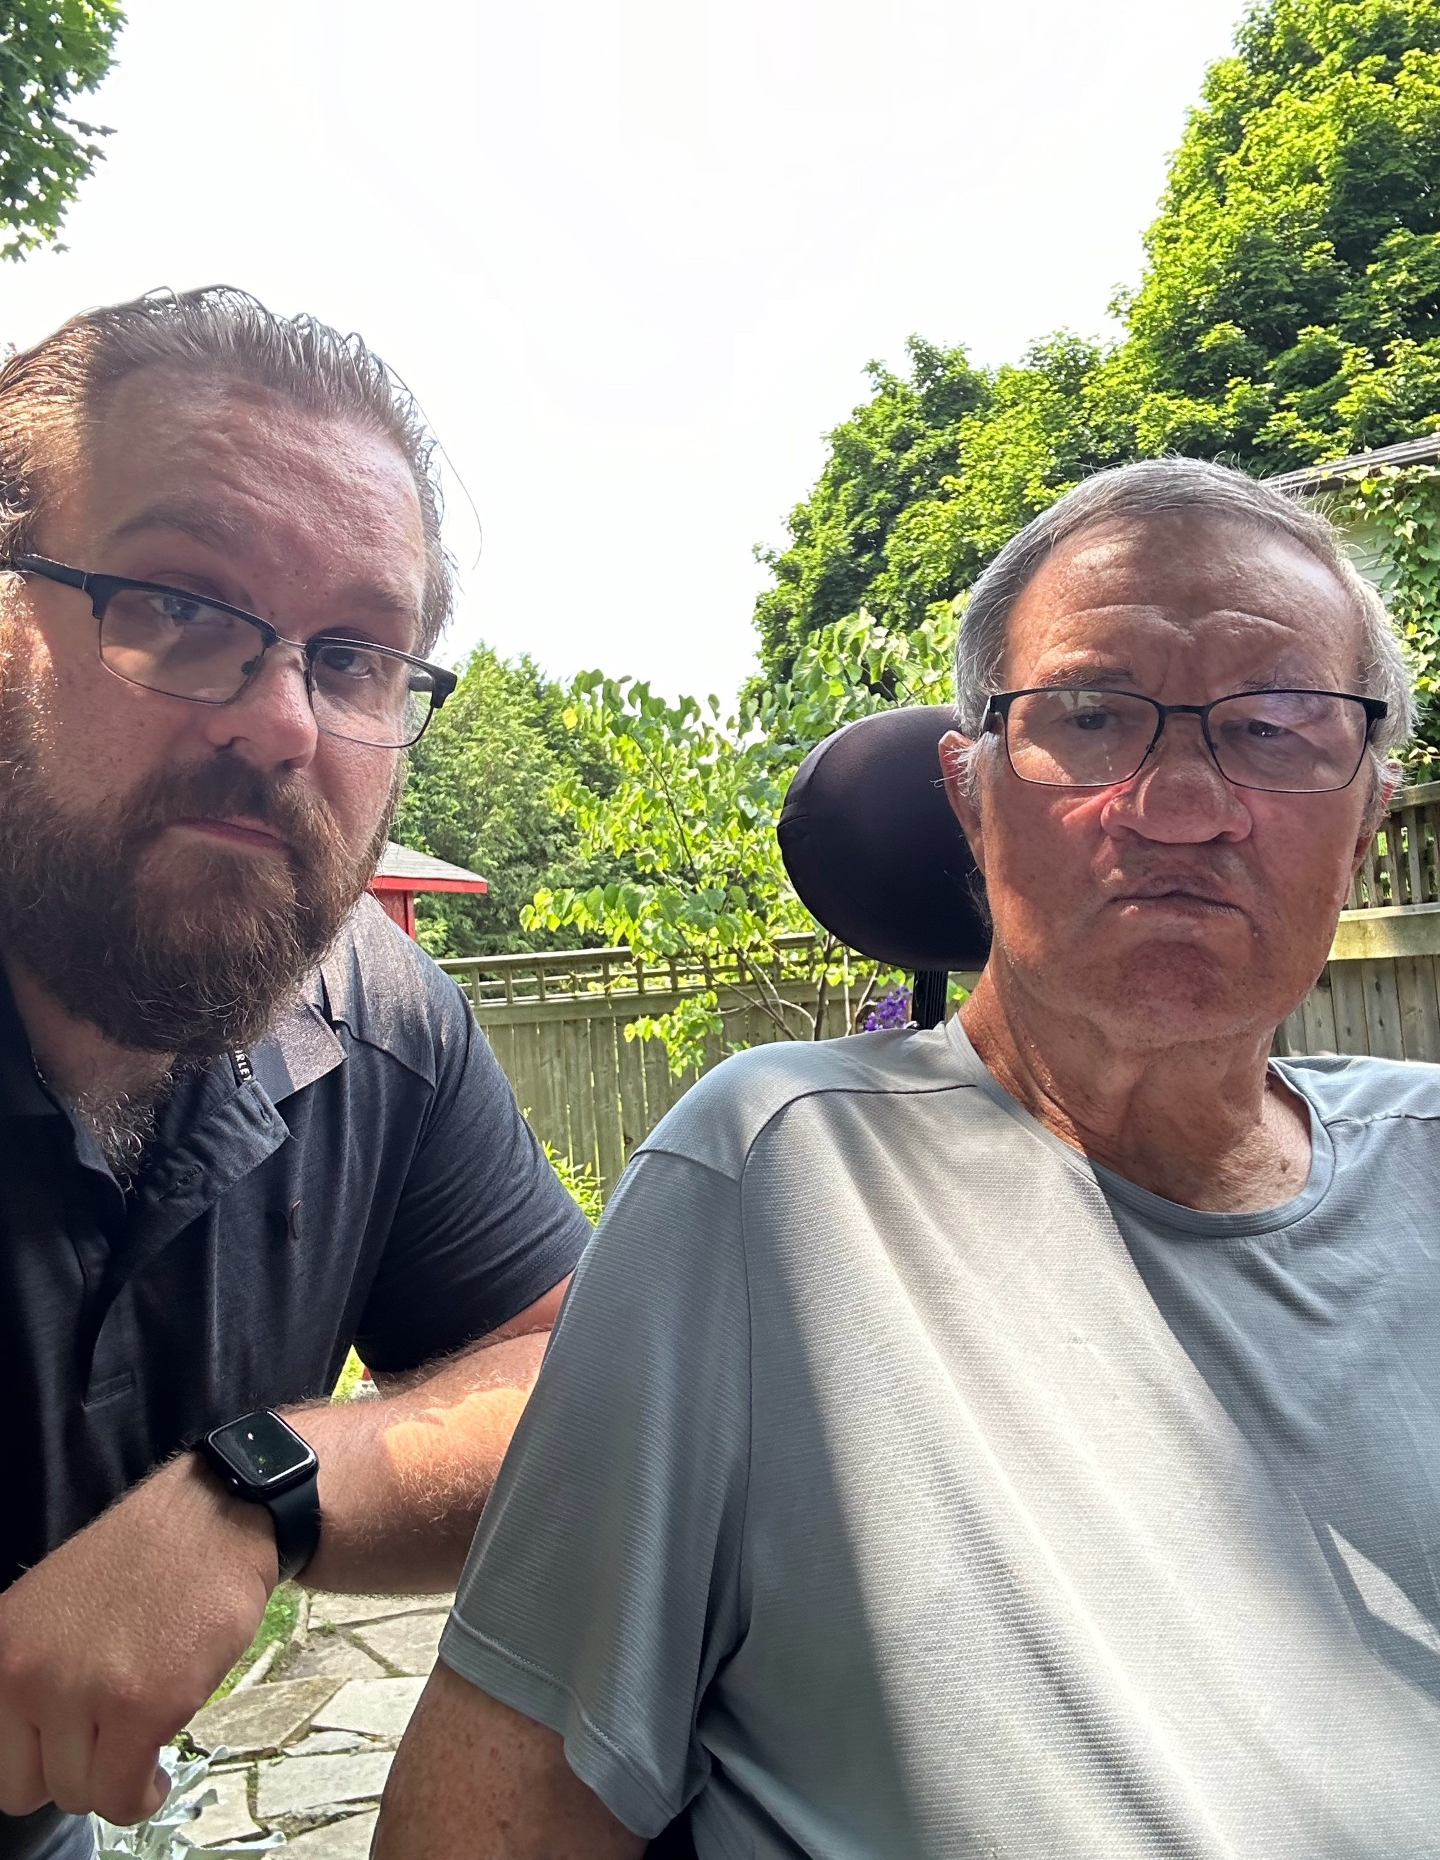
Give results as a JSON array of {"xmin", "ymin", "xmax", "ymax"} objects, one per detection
[{"xmin": 1360, "ymin": 959, "xmax": 1405, "ymax": 1061}]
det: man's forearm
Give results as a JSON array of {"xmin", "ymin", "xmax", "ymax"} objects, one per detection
[{"xmin": 286, "ymin": 1330, "xmax": 549, "ymax": 1593}]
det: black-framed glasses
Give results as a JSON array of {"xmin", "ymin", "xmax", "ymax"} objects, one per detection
[
  {"xmin": 983, "ymin": 686, "xmax": 1388, "ymax": 795},
  {"xmin": 9, "ymin": 554, "xmax": 457, "ymax": 749}
]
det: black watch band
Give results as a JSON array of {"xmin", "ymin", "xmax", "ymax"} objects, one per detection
[
  {"xmin": 199, "ymin": 1410, "xmax": 322, "ymax": 1584},
  {"xmin": 263, "ymin": 1473, "xmax": 323, "ymax": 1584}
]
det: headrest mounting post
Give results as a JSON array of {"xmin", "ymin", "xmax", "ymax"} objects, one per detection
[{"xmin": 912, "ymin": 969, "xmax": 949, "ymax": 1030}]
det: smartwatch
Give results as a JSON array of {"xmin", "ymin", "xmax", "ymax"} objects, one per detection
[{"xmin": 200, "ymin": 1409, "xmax": 322, "ymax": 1583}]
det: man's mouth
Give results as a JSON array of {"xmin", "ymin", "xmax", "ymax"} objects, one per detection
[
  {"xmin": 170, "ymin": 815, "xmax": 288, "ymax": 852},
  {"xmin": 1110, "ymin": 875, "xmax": 1243, "ymax": 914}
]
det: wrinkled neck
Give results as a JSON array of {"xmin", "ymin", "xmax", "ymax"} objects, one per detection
[{"xmin": 958, "ymin": 961, "xmax": 1311, "ymax": 1213}]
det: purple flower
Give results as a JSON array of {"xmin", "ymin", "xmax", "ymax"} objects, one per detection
[{"xmin": 862, "ymin": 984, "xmax": 911, "ymax": 1032}]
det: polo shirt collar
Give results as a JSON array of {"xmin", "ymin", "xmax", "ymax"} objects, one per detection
[
  {"xmin": 248, "ymin": 980, "xmax": 346, "ymax": 1106},
  {"xmin": 0, "ymin": 959, "xmax": 61, "ymax": 1119}
]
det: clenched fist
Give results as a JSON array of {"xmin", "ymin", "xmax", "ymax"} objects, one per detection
[{"xmin": 0, "ymin": 1454, "xmax": 278, "ymax": 1825}]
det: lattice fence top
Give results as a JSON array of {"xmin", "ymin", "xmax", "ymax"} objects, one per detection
[{"xmin": 1348, "ymin": 782, "xmax": 1440, "ymax": 912}]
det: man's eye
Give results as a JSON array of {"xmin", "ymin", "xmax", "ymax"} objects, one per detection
[
  {"xmin": 152, "ymin": 593, "xmax": 207, "ymax": 625},
  {"xmin": 315, "ymin": 643, "xmax": 378, "ymax": 679},
  {"xmin": 1071, "ymin": 708, "xmax": 1114, "ymax": 731}
]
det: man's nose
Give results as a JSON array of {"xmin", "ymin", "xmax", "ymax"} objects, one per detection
[
  {"xmin": 1101, "ymin": 712, "xmax": 1251, "ymax": 841},
  {"xmin": 198, "ymin": 639, "xmax": 320, "ymax": 767}
]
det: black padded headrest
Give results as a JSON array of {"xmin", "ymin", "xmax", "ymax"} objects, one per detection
[{"xmin": 778, "ymin": 705, "xmax": 991, "ymax": 972}]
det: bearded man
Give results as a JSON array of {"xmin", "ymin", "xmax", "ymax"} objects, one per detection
[
  {"xmin": 378, "ymin": 459, "xmax": 1440, "ymax": 1859},
  {"xmin": 0, "ymin": 289, "xmax": 589, "ymax": 1859}
]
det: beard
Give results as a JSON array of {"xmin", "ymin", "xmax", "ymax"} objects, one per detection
[{"xmin": 0, "ymin": 690, "xmax": 396, "ymax": 1059}]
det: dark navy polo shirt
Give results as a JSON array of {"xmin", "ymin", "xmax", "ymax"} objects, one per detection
[{"xmin": 0, "ymin": 895, "xmax": 590, "ymax": 1592}]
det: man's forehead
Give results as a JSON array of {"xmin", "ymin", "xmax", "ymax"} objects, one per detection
[
  {"xmin": 1009, "ymin": 510, "xmax": 1361, "ymax": 666},
  {"xmin": 78, "ymin": 366, "xmax": 424, "ymax": 537}
]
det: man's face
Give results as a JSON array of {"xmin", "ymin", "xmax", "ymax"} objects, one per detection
[
  {"xmin": 0, "ymin": 364, "xmax": 429, "ymax": 1055},
  {"xmin": 945, "ymin": 512, "xmax": 1381, "ymax": 1051}
]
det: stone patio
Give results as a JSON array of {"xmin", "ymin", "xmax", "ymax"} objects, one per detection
[{"xmin": 185, "ymin": 1590, "xmax": 452, "ymax": 1856}]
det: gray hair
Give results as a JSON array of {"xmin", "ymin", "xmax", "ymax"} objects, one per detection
[
  {"xmin": 0, "ymin": 285, "xmax": 453, "ymax": 650},
  {"xmin": 954, "ymin": 456, "xmax": 1415, "ymax": 780}
]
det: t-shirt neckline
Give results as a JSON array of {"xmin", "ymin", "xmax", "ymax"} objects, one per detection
[{"xmin": 941, "ymin": 1013, "xmax": 1336, "ymax": 1237}]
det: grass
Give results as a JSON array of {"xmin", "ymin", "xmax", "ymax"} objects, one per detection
[{"xmin": 332, "ymin": 1347, "xmax": 367, "ymax": 1402}]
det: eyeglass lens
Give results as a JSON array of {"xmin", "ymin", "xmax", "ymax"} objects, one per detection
[
  {"xmin": 1004, "ymin": 689, "xmax": 1371, "ymax": 793},
  {"xmin": 100, "ymin": 588, "xmax": 437, "ymax": 747}
]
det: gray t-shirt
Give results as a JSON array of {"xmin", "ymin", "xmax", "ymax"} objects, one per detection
[{"xmin": 442, "ymin": 1019, "xmax": 1440, "ymax": 1858}]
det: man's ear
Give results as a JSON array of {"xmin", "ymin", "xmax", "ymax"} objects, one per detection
[{"xmin": 939, "ymin": 729, "xmax": 985, "ymax": 875}]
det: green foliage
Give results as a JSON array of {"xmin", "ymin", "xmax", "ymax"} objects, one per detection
[
  {"xmin": 1327, "ymin": 466, "xmax": 1440, "ymax": 774},
  {"xmin": 331, "ymin": 1346, "xmax": 366, "ymax": 1401},
  {"xmin": 542, "ymin": 1141, "xmax": 604, "ymax": 1222},
  {"xmin": 1119, "ymin": 0, "xmax": 1440, "ymax": 468},
  {"xmin": 396, "ymin": 644, "xmax": 624, "ymax": 958},
  {"xmin": 525, "ymin": 613, "xmax": 952, "ymax": 1072},
  {"xmin": 755, "ymin": 335, "xmax": 1128, "ymax": 680},
  {"xmin": 753, "ymin": 0, "xmax": 1440, "ymax": 774},
  {"xmin": 0, "ymin": 2, "xmax": 123, "ymax": 260}
]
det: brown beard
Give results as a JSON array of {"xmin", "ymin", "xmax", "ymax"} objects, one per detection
[{"xmin": 0, "ymin": 689, "xmax": 396, "ymax": 1058}]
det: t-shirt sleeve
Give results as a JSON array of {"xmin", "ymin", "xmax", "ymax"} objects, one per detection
[
  {"xmin": 438, "ymin": 1147, "xmax": 752, "ymax": 1838},
  {"xmin": 353, "ymin": 981, "xmax": 592, "ymax": 1372}
]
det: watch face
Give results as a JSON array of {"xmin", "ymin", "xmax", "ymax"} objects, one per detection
[{"xmin": 208, "ymin": 1411, "xmax": 316, "ymax": 1490}]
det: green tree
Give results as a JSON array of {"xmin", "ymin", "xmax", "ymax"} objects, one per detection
[
  {"xmin": 1, "ymin": 2, "xmax": 124, "ymax": 260},
  {"xmin": 754, "ymin": 0, "xmax": 1440, "ymax": 711},
  {"xmin": 1118, "ymin": 0, "xmax": 1440, "ymax": 468},
  {"xmin": 395, "ymin": 644, "xmax": 621, "ymax": 958},
  {"xmin": 525, "ymin": 611, "xmax": 956, "ymax": 1073},
  {"xmin": 755, "ymin": 335, "xmax": 1129, "ymax": 681}
]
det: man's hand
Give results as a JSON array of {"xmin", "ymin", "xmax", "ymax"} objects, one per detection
[
  {"xmin": 0, "ymin": 1284, "xmax": 567, "ymax": 1826},
  {"xmin": 0, "ymin": 1454, "xmax": 276, "ymax": 1825}
]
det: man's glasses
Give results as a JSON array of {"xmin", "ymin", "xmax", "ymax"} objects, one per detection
[
  {"xmin": 9, "ymin": 555, "xmax": 457, "ymax": 750},
  {"xmin": 983, "ymin": 686, "xmax": 1388, "ymax": 795}
]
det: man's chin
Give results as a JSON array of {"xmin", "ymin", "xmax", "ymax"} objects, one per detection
[
  {"xmin": 1088, "ymin": 946, "xmax": 1284, "ymax": 1047},
  {"xmin": 138, "ymin": 831, "xmax": 301, "ymax": 910}
]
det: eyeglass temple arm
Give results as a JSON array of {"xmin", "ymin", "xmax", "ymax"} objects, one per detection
[{"xmin": 13, "ymin": 555, "xmax": 90, "ymax": 591}]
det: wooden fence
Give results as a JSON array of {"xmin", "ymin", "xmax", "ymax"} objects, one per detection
[
  {"xmin": 443, "ymin": 937, "xmax": 878, "ymax": 1195},
  {"xmin": 442, "ymin": 784, "xmax": 1440, "ymax": 1191},
  {"xmin": 1277, "ymin": 780, "xmax": 1440, "ymax": 1064}
]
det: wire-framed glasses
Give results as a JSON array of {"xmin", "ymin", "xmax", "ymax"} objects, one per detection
[
  {"xmin": 982, "ymin": 686, "xmax": 1388, "ymax": 795},
  {"xmin": 10, "ymin": 554, "xmax": 457, "ymax": 750}
]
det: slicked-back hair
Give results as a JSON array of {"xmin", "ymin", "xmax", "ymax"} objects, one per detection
[
  {"xmin": 954, "ymin": 457, "xmax": 1415, "ymax": 778},
  {"xmin": 0, "ymin": 285, "xmax": 452, "ymax": 650}
]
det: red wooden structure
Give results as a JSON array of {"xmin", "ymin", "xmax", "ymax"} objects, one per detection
[{"xmin": 367, "ymin": 842, "xmax": 488, "ymax": 938}]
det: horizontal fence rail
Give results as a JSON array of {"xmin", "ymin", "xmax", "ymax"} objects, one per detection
[
  {"xmin": 445, "ymin": 785, "xmax": 1440, "ymax": 1195},
  {"xmin": 441, "ymin": 932, "xmax": 837, "ymax": 1013}
]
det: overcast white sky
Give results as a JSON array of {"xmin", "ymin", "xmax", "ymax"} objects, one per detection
[{"xmin": 2, "ymin": 0, "xmax": 1244, "ymax": 701}]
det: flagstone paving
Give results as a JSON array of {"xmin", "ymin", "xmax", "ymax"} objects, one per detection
[
  {"xmin": 186, "ymin": 1591, "xmax": 451, "ymax": 1856},
  {"xmin": 280, "ymin": 1810, "xmax": 379, "ymax": 1860},
  {"xmin": 347, "ymin": 1611, "xmax": 448, "ymax": 1678}
]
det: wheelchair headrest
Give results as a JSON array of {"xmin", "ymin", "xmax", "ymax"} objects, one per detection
[{"xmin": 778, "ymin": 705, "xmax": 991, "ymax": 973}]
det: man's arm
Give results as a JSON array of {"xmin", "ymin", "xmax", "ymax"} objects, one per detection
[
  {"xmin": 376, "ymin": 1664, "xmax": 645, "ymax": 1860},
  {"xmin": 0, "ymin": 1281, "xmax": 566, "ymax": 1827},
  {"xmin": 301, "ymin": 1276, "xmax": 567, "ymax": 1592}
]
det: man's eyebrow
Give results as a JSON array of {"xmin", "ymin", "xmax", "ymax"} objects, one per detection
[
  {"xmin": 106, "ymin": 500, "xmax": 423, "ymax": 627},
  {"xmin": 1025, "ymin": 661, "xmax": 1139, "ymax": 689},
  {"xmin": 108, "ymin": 499, "xmax": 248, "ymax": 551}
]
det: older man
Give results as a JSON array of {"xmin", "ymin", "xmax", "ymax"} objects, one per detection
[
  {"xmin": 378, "ymin": 458, "xmax": 1440, "ymax": 1859},
  {"xmin": 0, "ymin": 289, "xmax": 589, "ymax": 1858}
]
